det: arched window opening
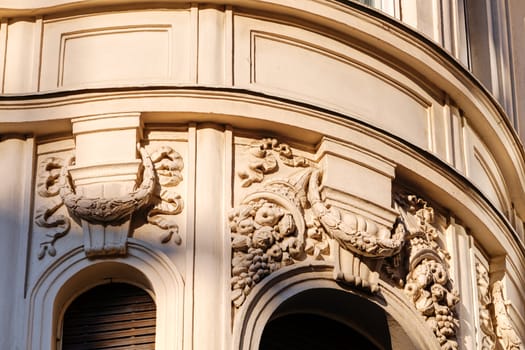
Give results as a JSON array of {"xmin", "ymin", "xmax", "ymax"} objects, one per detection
[
  {"xmin": 258, "ymin": 288, "xmax": 392, "ymax": 350},
  {"xmin": 61, "ymin": 283, "xmax": 156, "ymax": 350}
]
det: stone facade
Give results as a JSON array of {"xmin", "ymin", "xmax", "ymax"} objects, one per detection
[{"xmin": 0, "ymin": 1, "xmax": 524, "ymax": 349}]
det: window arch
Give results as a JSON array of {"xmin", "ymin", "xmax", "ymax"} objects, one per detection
[
  {"xmin": 26, "ymin": 243, "xmax": 183, "ymax": 350},
  {"xmin": 61, "ymin": 283, "xmax": 156, "ymax": 349}
]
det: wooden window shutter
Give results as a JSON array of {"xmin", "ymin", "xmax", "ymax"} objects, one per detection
[{"xmin": 61, "ymin": 283, "xmax": 156, "ymax": 350}]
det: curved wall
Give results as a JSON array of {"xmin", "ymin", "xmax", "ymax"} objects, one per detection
[{"xmin": 0, "ymin": 1, "xmax": 524, "ymax": 350}]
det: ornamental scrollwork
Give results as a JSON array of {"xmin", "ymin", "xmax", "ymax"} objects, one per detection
[
  {"xmin": 35, "ymin": 157, "xmax": 71, "ymax": 259},
  {"xmin": 34, "ymin": 145, "xmax": 185, "ymax": 258},
  {"xmin": 395, "ymin": 194, "xmax": 459, "ymax": 350}
]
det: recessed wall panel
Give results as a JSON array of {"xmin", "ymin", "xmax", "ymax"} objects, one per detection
[
  {"xmin": 234, "ymin": 15, "xmax": 434, "ymax": 150},
  {"xmin": 40, "ymin": 10, "xmax": 191, "ymax": 90},
  {"xmin": 60, "ymin": 27, "xmax": 171, "ymax": 87}
]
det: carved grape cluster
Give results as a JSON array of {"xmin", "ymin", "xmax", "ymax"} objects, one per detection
[{"xmin": 230, "ymin": 199, "xmax": 303, "ymax": 307}]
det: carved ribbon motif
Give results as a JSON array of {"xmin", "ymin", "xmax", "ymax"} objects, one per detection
[
  {"xmin": 237, "ymin": 138, "xmax": 311, "ymax": 187},
  {"xmin": 146, "ymin": 146, "xmax": 184, "ymax": 244}
]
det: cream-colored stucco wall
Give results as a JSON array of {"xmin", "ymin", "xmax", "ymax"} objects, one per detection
[{"xmin": 0, "ymin": 1, "xmax": 524, "ymax": 349}]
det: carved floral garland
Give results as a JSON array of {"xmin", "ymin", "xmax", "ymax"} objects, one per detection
[
  {"xmin": 475, "ymin": 262, "xmax": 522, "ymax": 350},
  {"xmin": 476, "ymin": 262, "xmax": 497, "ymax": 350}
]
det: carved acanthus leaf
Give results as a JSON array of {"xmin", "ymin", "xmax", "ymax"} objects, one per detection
[
  {"xmin": 237, "ymin": 138, "xmax": 311, "ymax": 187},
  {"xmin": 492, "ymin": 281, "xmax": 522, "ymax": 350},
  {"xmin": 395, "ymin": 193, "xmax": 459, "ymax": 350}
]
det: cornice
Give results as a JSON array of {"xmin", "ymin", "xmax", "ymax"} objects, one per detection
[{"xmin": 0, "ymin": 86, "xmax": 522, "ymax": 262}]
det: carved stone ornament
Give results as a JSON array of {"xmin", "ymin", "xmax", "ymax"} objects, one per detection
[
  {"xmin": 237, "ymin": 138, "xmax": 311, "ymax": 187},
  {"xmin": 395, "ymin": 194, "xmax": 460, "ymax": 350},
  {"xmin": 491, "ymin": 280, "xmax": 522, "ymax": 350},
  {"xmin": 34, "ymin": 145, "xmax": 184, "ymax": 258},
  {"xmin": 145, "ymin": 146, "xmax": 184, "ymax": 244},
  {"xmin": 60, "ymin": 147, "xmax": 155, "ymax": 224},
  {"xmin": 230, "ymin": 138, "xmax": 405, "ymax": 308},
  {"xmin": 35, "ymin": 157, "xmax": 71, "ymax": 259},
  {"xmin": 476, "ymin": 262, "xmax": 497, "ymax": 350}
]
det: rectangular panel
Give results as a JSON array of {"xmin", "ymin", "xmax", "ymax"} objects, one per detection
[
  {"xmin": 40, "ymin": 10, "xmax": 191, "ymax": 90},
  {"xmin": 59, "ymin": 27, "xmax": 171, "ymax": 87},
  {"xmin": 251, "ymin": 32, "xmax": 429, "ymax": 147}
]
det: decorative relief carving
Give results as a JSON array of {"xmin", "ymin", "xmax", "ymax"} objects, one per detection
[
  {"xmin": 60, "ymin": 147, "xmax": 155, "ymax": 224},
  {"xmin": 308, "ymin": 170, "xmax": 404, "ymax": 292},
  {"xmin": 34, "ymin": 145, "xmax": 184, "ymax": 258},
  {"xmin": 231, "ymin": 138, "xmax": 462, "ymax": 350},
  {"xmin": 492, "ymin": 280, "xmax": 522, "ymax": 350},
  {"xmin": 237, "ymin": 138, "xmax": 311, "ymax": 187},
  {"xmin": 35, "ymin": 157, "xmax": 71, "ymax": 259},
  {"xmin": 476, "ymin": 262, "xmax": 496, "ymax": 350},
  {"xmin": 395, "ymin": 194, "xmax": 459, "ymax": 350},
  {"xmin": 146, "ymin": 146, "xmax": 184, "ymax": 244},
  {"xmin": 231, "ymin": 138, "xmax": 404, "ymax": 307},
  {"xmin": 230, "ymin": 170, "xmax": 324, "ymax": 307}
]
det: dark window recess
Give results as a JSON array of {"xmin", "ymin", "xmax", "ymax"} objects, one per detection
[
  {"xmin": 61, "ymin": 283, "xmax": 156, "ymax": 350},
  {"xmin": 260, "ymin": 313, "xmax": 381, "ymax": 350}
]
